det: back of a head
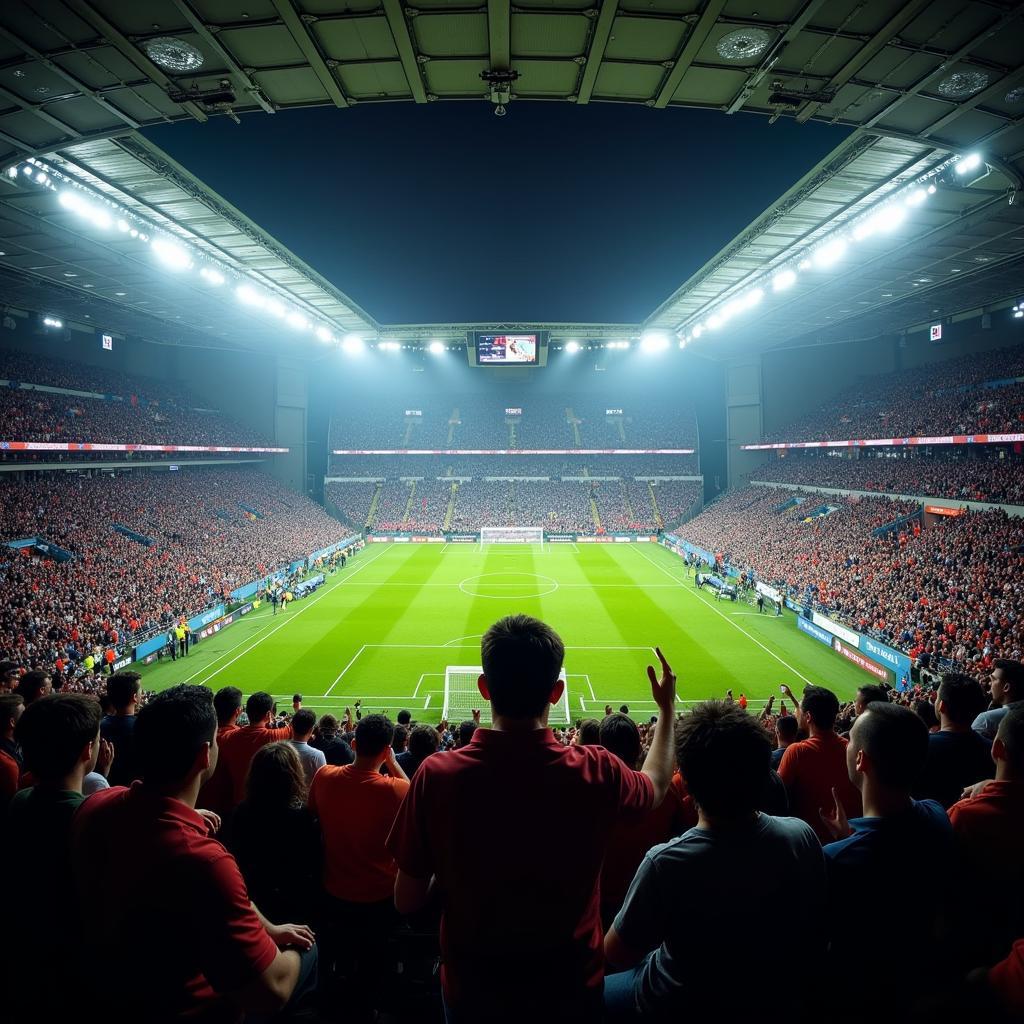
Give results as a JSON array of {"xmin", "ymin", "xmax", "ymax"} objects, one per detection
[
  {"xmin": 15, "ymin": 670, "xmax": 51, "ymax": 704},
  {"xmin": 577, "ymin": 718, "xmax": 601, "ymax": 746},
  {"xmin": 318, "ymin": 713, "xmax": 339, "ymax": 739},
  {"xmin": 107, "ymin": 671, "xmax": 142, "ymax": 711},
  {"xmin": 397, "ymin": 709, "xmax": 412, "ymax": 726},
  {"xmin": 675, "ymin": 701, "xmax": 771, "ymax": 817},
  {"xmin": 135, "ymin": 684, "xmax": 216, "ymax": 788},
  {"xmin": 354, "ymin": 714, "xmax": 395, "ymax": 759},
  {"xmin": 995, "ymin": 659, "xmax": 1024, "ymax": 700},
  {"xmin": 408, "ymin": 722, "xmax": 440, "ymax": 759},
  {"xmin": 245, "ymin": 691, "xmax": 275, "ymax": 724},
  {"xmin": 15, "ymin": 694, "xmax": 100, "ymax": 782},
  {"xmin": 996, "ymin": 703, "xmax": 1024, "ymax": 776},
  {"xmin": 599, "ymin": 713, "xmax": 641, "ymax": 767},
  {"xmin": 456, "ymin": 720, "xmax": 477, "ymax": 747},
  {"xmin": 776, "ymin": 715, "xmax": 799, "ymax": 742},
  {"xmin": 857, "ymin": 684, "xmax": 888, "ymax": 708},
  {"xmin": 802, "ymin": 685, "xmax": 839, "ymax": 731},
  {"xmin": 245, "ymin": 741, "xmax": 306, "ymax": 808},
  {"xmin": 291, "ymin": 708, "xmax": 317, "ymax": 738},
  {"xmin": 0, "ymin": 693, "xmax": 24, "ymax": 727},
  {"xmin": 911, "ymin": 699, "xmax": 938, "ymax": 732},
  {"xmin": 854, "ymin": 702, "xmax": 929, "ymax": 790},
  {"xmin": 213, "ymin": 686, "xmax": 243, "ymax": 726},
  {"xmin": 937, "ymin": 673, "xmax": 986, "ymax": 725},
  {"xmin": 480, "ymin": 614, "xmax": 564, "ymax": 719},
  {"xmin": 392, "ymin": 724, "xmax": 408, "ymax": 752}
]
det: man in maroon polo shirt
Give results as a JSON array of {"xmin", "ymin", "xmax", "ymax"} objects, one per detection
[
  {"xmin": 387, "ymin": 614, "xmax": 677, "ymax": 1023},
  {"xmin": 73, "ymin": 684, "xmax": 316, "ymax": 1023}
]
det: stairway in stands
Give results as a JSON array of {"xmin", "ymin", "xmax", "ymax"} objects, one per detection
[
  {"xmin": 648, "ymin": 481, "xmax": 664, "ymax": 529},
  {"xmin": 364, "ymin": 482, "xmax": 382, "ymax": 529}
]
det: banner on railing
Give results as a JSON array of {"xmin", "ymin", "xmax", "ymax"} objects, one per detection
[
  {"xmin": 811, "ymin": 611, "xmax": 861, "ymax": 647},
  {"xmin": 743, "ymin": 433, "xmax": 1024, "ymax": 450},
  {"xmin": 797, "ymin": 616, "xmax": 833, "ymax": 647},
  {"xmin": 833, "ymin": 638, "xmax": 890, "ymax": 683},
  {"xmin": 0, "ymin": 441, "xmax": 289, "ymax": 453}
]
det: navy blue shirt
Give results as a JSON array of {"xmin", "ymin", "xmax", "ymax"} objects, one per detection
[
  {"xmin": 915, "ymin": 730, "xmax": 994, "ymax": 809},
  {"xmin": 100, "ymin": 714, "xmax": 138, "ymax": 788}
]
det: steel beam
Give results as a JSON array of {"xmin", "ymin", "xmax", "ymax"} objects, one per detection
[
  {"xmin": 487, "ymin": 0, "xmax": 511, "ymax": 71},
  {"xmin": 654, "ymin": 0, "xmax": 727, "ymax": 110},
  {"xmin": 577, "ymin": 0, "xmax": 619, "ymax": 104},
  {"xmin": 381, "ymin": 0, "xmax": 428, "ymax": 103},
  {"xmin": 269, "ymin": 0, "xmax": 349, "ymax": 108}
]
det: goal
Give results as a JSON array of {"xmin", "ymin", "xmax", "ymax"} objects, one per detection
[
  {"xmin": 443, "ymin": 665, "xmax": 570, "ymax": 726},
  {"xmin": 479, "ymin": 526, "xmax": 544, "ymax": 548}
]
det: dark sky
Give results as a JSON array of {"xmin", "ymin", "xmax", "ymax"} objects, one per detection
[{"xmin": 144, "ymin": 103, "xmax": 849, "ymax": 325}]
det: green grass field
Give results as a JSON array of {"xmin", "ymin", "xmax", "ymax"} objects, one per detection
[{"xmin": 138, "ymin": 541, "xmax": 869, "ymax": 722}]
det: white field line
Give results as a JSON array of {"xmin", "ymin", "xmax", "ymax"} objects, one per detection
[
  {"xmin": 361, "ymin": 643, "xmax": 658, "ymax": 650},
  {"xmin": 585, "ymin": 674, "xmax": 596, "ymax": 701},
  {"xmin": 629, "ymin": 544, "xmax": 814, "ymax": 687},
  {"xmin": 336, "ymin": 581, "xmax": 681, "ymax": 589},
  {"xmin": 324, "ymin": 644, "xmax": 368, "ymax": 696},
  {"xmin": 413, "ymin": 673, "xmax": 426, "ymax": 698},
  {"xmin": 183, "ymin": 544, "xmax": 394, "ymax": 687},
  {"xmin": 579, "ymin": 696, "xmax": 586, "ymax": 711},
  {"xmin": 424, "ymin": 694, "xmax": 431, "ymax": 709}
]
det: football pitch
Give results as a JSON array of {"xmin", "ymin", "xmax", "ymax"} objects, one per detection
[{"xmin": 139, "ymin": 541, "xmax": 869, "ymax": 721}]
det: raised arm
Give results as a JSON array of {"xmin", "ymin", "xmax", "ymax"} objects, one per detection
[{"xmin": 639, "ymin": 647, "xmax": 677, "ymax": 806}]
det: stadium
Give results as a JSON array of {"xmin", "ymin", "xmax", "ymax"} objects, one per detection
[{"xmin": 1, "ymin": 1, "xmax": 1022, "ymax": 1022}]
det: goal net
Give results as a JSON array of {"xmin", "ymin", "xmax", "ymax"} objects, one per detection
[
  {"xmin": 443, "ymin": 665, "xmax": 570, "ymax": 726},
  {"xmin": 479, "ymin": 526, "xmax": 544, "ymax": 548}
]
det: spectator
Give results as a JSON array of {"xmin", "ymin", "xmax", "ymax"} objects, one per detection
[
  {"xmin": 6, "ymin": 694, "xmax": 102, "ymax": 1016},
  {"xmin": 0, "ymin": 693, "xmax": 24, "ymax": 802},
  {"xmin": 598, "ymin": 712, "xmax": 686, "ymax": 927},
  {"xmin": 778, "ymin": 684, "xmax": 861, "ymax": 842},
  {"xmin": 603, "ymin": 701, "xmax": 826, "ymax": 1023},
  {"xmin": 197, "ymin": 685, "xmax": 244, "ymax": 815},
  {"xmin": 948, "ymin": 704, "xmax": 1024, "ymax": 967},
  {"xmin": 101, "ymin": 670, "xmax": 142, "ymax": 787},
  {"xmin": 0, "ymin": 661, "xmax": 20, "ymax": 692},
  {"xmin": 311, "ymin": 713, "xmax": 354, "ymax": 766},
  {"xmin": 855, "ymin": 684, "xmax": 889, "ymax": 716},
  {"xmin": 577, "ymin": 718, "xmax": 601, "ymax": 745},
  {"xmin": 227, "ymin": 741, "xmax": 322, "ymax": 926},
  {"xmin": 72, "ymin": 684, "xmax": 316, "ymax": 1022},
  {"xmin": 397, "ymin": 709, "xmax": 412, "ymax": 728},
  {"xmin": 14, "ymin": 669, "xmax": 51, "ymax": 704},
  {"xmin": 387, "ymin": 615, "xmax": 677, "ymax": 1023},
  {"xmin": 916, "ymin": 674, "xmax": 993, "ymax": 808},
  {"xmin": 821, "ymin": 703, "xmax": 954, "ymax": 1014},
  {"xmin": 308, "ymin": 714, "xmax": 409, "ymax": 1017},
  {"xmin": 772, "ymin": 713, "xmax": 799, "ymax": 768},
  {"xmin": 396, "ymin": 722, "xmax": 439, "ymax": 778},
  {"xmin": 913, "ymin": 697, "xmax": 941, "ymax": 733},
  {"xmin": 288, "ymin": 708, "xmax": 326, "ymax": 786},
  {"xmin": 218, "ymin": 692, "xmax": 292, "ymax": 805},
  {"xmin": 973, "ymin": 660, "xmax": 1024, "ymax": 742},
  {"xmin": 455, "ymin": 719, "xmax": 478, "ymax": 749},
  {"xmin": 391, "ymin": 723, "xmax": 409, "ymax": 756}
]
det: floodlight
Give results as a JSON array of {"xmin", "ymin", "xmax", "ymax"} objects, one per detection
[
  {"xmin": 236, "ymin": 284, "xmax": 264, "ymax": 306},
  {"xmin": 564, "ymin": 340, "xmax": 580, "ymax": 354},
  {"xmin": 773, "ymin": 269, "xmax": 797, "ymax": 292},
  {"xmin": 955, "ymin": 153, "xmax": 982, "ymax": 175},
  {"xmin": 744, "ymin": 288, "xmax": 763, "ymax": 307},
  {"xmin": 814, "ymin": 238, "xmax": 846, "ymax": 268},
  {"xmin": 708, "ymin": 314, "xmax": 723, "ymax": 330},
  {"xmin": 315, "ymin": 326, "xmax": 332, "ymax": 342},
  {"xmin": 6, "ymin": 167, "xmax": 17, "ymax": 179},
  {"xmin": 379, "ymin": 341, "xmax": 400, "ymax": 351},
  {"xmin": 35, "ymin": 172, "xmax": 47, "ymax": 184},
  {"xmin": 286, "ymin": 312, "xmax": 308, "ymax": 330},
  {"xmin": 59, "ymin": 190, "xmax": 111, "ymax": 229},
  {"xmin": 640, "ymin": 330, "xmax": 670, "ymax": 353},
  {"xmin": 691, "ymin": 324, "xmax": 704, "ymax": 339},
  {"xmin": 428, "ymin": 340, "xmax": 446, "ymax": 355},
  {"xmin": 199, "ymin": 267, "xmax": 224, "ymax": 286},
  {"xmin": 905, "ymin": 188, "xmax": 928, "ymax": 206},
  {"xmin": 42, "ymin": 316, "xmax": 63, "ymax": 329},
  {"xmin": 151, "ymin": 237, "xmax": 192, "ymax": 271},
  {"xmin": 265, "ymin": 299, "xmax": 287, "ymax": 319},
  {"xmin": 342, "ymin": 334, "xmax": 365, "ymax": 354}
]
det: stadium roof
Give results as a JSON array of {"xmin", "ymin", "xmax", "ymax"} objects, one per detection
[{"xmin": 0, "ymin": 0, "xmax": 1022, "ymax": 354}]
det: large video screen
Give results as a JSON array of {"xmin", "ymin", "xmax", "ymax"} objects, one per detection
[{"xmin": 476, "ymin": 333, "xmax": 538, "ymax": 365}]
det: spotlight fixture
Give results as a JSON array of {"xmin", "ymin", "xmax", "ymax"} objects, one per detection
[
  {"xmin": 342, "ymin": 334, "xmax": 365, "ymax": 354},
  {"xmin": 936, "ymin": 70, "xmax": 989, "ymax": 99},
  {"xmin": 42, "ymin": 316, "xmax": 63, "ymax": 329},
  {"xmin": 772, "ymin": 269, "xmax": 797, "ymax": 292},
  {"xmin": 143, "ymin": 37, "xmax": 205, "ymax": 73},
  {"xmin": 640, "ymin": 331, "xmax": 670, "ymax": 353},
  {"xmin": 199, "ymin": 267, "xmax": 225, "ymax": 286},
  {"xmin": 955, "ymin": 153, "xmax": 982, "ymax": 175},
  {"xmin": 814, "ymin": 238, "xmax": 847, "ymax": 268},
  {"xmin": 428, "ymin": 340, "xmax": 446, "ymax": 355},
  {"xmin": 315, "ymin": 326, "xmax": 332, "ymax": 343},
  {"xmin": 151, "ymin": 237, "xmax": 193, "ymax": 271},
  {"xmin": 564, "ymin": 340, "xmax": 580, "ymax": 354}
]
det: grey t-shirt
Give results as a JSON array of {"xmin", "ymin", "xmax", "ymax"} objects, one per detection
[
  {"xmin": 289, "ymin": 739, "xmax": 327, "ymax": 785},
  {"xmin": 613, "ymin": 813, "xmax": 826, "ymax": 1020}
]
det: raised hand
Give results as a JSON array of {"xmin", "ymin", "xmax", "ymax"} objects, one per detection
[
  {"xmin": 646, "ymin": 647, "xmax": 677, "ymax": 714},
  {"xmin": 818, "ymin": 786, "xmax": 851, "ymax": 842},
  {"xmin": 96, "ymin": 737, "xmax": 115, "ymax": 777}
]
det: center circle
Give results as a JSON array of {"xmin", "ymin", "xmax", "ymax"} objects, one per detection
[{"xmin": 459, "ymin": 571, "xmax": 559, "ymax": 599}]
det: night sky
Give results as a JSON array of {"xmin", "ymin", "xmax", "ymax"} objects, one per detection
[{"xmin": 144, "ymin": 103, "xmax": 850, "ymax": 325}]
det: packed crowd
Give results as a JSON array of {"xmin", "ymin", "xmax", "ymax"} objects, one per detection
[
  {"xmin": 328, "ymin": 454, "xmax": 700, "ymax": 478},
  {"xmin": 754, "ymin": 452, "xmax": 1024, "ymax": 505},
  {"xmin": 329, "ymin": 394, "xmax": 699, "ymax": 451},
  {"xmin": 679, "ymin": 485, "xmax": 1024, "ymax": 678},
  {"xmin": 0, "ymin": 469, "xmax": 349, "ymax": 673},
  {"xmin": 765, "ymin": 344, "xmax": 1024, "ymax": 444},
  {"xmin": 2, "ymin": 617, "xmax": 1020, "ymax": 1024}
]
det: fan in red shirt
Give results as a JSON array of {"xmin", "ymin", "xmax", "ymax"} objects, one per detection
[
  {"xmin": 778, "ymin": 683, "xmax": 861, "ymax": 842},
  {"xmin": 72, "ymin": 684, "xmax": 315, "ymax": 1023},
  {"xmin": 0, "ymin": 693, "xmax": 25, "ymax": 803},
  {"xmin": 198, "ymin": 686, "xmax": 244, "ymax": 816},
  {"xmin": 387, "ymin": 615, "xmax": 678, "ymax": 1024},
  {"xmin": 218, "ymin": 691, "xmax": 292, "ymax": 806}
]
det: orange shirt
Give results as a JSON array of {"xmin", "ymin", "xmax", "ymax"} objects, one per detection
[
  {"xmin": 198, "ymin": 724, "xmax": 241, "ymax": 815},
  {"xmin": 0, "ymin": 749, "xmax": 20, "ymax": 804},
  {"xmin": 219, "ymin": 724, "xmax": 291, "ymax": 806},
  {"xmin": 778, "ymin": 731, "xmax": 861, "ymax": 843},
  {"xmin": 308, "ymin": 765, "xmax": 409, "ymax": 902}
]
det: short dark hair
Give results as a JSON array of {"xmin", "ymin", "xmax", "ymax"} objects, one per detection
[
  {"xmin": 600, "ymin": 713, "xmax": 641, "ymax": 768},
  {"xmin": 854, "ymin": 702, "xmax": 928, "ymax": 789},
  {"xmin": 911, "ymin": 698, "xmax": 938, "ymax": 732},
  {"xmin": 318, "ymin": 713, "xmax": 339, "ymax": 739},
  {"xmin": 0, "ymin": 660, "xmax": 20, "ymax": 678},
  {"xmin": 456, "ymin": 720, "xmax": 477, "ymax": 747},
  {"xmin": 675, "ymin": 701, "xmax": 771, "ymax": 816},
  {"xmin": 997, "ymin": 703, "xmax": 1024, "ymax": 774},
  {"xmin": 480, "ymin": 615, "xmax": 564, "ymax": 719},
  {"xmin": 776, "ymin": 715, "xmax": 799, "ymax": 742},
  {"xmin": 135, "ymin": 684, "xmax": 216, "ymax": 787},
  {"xmin": 937, "ymin": 674, "xmax": 986, "ymax": 725},
  {"xmin": 292, "ymin": 694, "xmax": 302, "ymax": 703},
  {"xmin": 107, "ymin": 671, "xmax": 142, "ymax": 710},
  {"xmin": 246, "ymin": 691, "xmax": 275, "ymax": 723},
  {"xmin": 0, "ymin": 693, "xmax": 24, "ymax": 725},
  {"xmin": 354, "ymin": 714, "xmax": 395, "ymax": 758},
  {"xmin": 291, "ymin": 708, "xmax": 316, "ymax": 737},
  {"xmin": 857, "ymin": 684, "xmax": 888, "ymax": 707},
  {"xmin": 995, "ymin": 659, "xmax": 1024, "ymax": 697},
  {"xmin": 15, "ymin": 670, "xmax": 51, "ymax": 704},
  {"xmin": 15, "ymin": 694, "xmax": 100, "ymax": 780},
  {"xmin": 397, "ymin": 709, "xmax": 412, "ymax": 726},
  {"xmin": 408, "ymin": 722, "xmax": 439, "ymax": 759},
  {"xmin": 577, "ymin": 718, "xmax": 601, "ymax": 746},
  {"xmin": 801, "ymin": 686, "xmax": 839, "ymax": 730},
  {"xmin": 619, "ymin": 705, "xmax": 629, "ymax": 715},
  {"xmin": 392, "ymin": 724, "xmax": 408, "ymax": 751},
  {"xmin": 213, "ymin": 686, "xmax": 243, "ymax": 726}
]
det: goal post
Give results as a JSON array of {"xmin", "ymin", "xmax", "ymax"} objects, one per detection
[
  {"xmin": 479, "ymin": 526, "xmax": 545, "ymax": 549},
  {"xmin": 443, "ymin": 665, "xmax": 569, "ymax": 726}
]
